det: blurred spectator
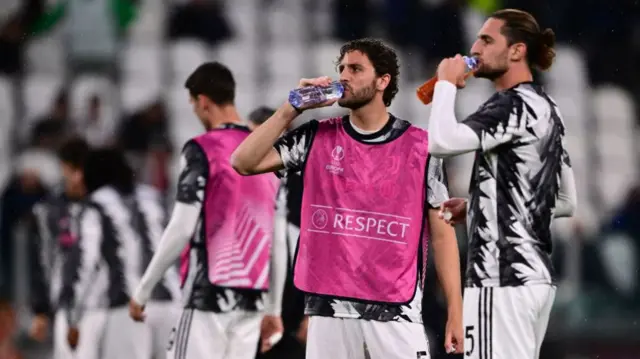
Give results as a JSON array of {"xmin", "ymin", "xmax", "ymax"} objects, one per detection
[
  {"xmin": 118, "ymin": 100, "xmax": 171, "ymax": 154},
  {"xmin": 167, "ymin": 0, "xmax": 232, "ymax": 47},
  {"xmin": 29, "ymin": 89, "xmax": 73, "ymax": 150},
  {"xmin": 0, "ymin": 0, "xmax": 44, "ymax": 75},
  {"xmin": 589, "ymin": 185, "xmax": 640, "ymax": 309},
  {"xmin": 247, "ymin": 106, "xmax": 275, "ymax": 130},
  {"xmin": 117, "ymin": 100, "xmax": 172, "ymax": 193},
  {"xmin": 0, "ymin": 150, "xmax": 59, "ymax": 304},
  {"xmin": 30, "ymin": 0, "xmax": 139, "ymax": 77},
  {"xmin": 81, "ymin": 94, "xmax": 113, "ymax": 147}
]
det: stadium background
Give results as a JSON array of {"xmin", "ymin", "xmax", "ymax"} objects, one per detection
[{"xmin": 0, "ymin": 0, "xmax": 638, "ymax": 358}]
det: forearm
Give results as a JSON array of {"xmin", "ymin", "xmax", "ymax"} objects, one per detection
[
  {"xmin": 432, "ymin": 237, "xmax": 463, "ymax": 313},
  {"xmin": 133, "ymin": 203, "xmax": 200, "ymax": 305},
  {"xmin": 265, "ymin": 213, "xmax": 287, "ymax": 315},
  {"xmin": 231, "ymin": 103, "xmax": 299, "ymax": 175},
  {"xmin": 429, "ymin": 209, "xmax": 463, "ymax": 315},
  {"xmin": 428, "ymin": 81, "xmax": 481, "ymax": 157},
  {"xmin": 554, "ymin": 163, "xmax": 577, "ymax": 218}
]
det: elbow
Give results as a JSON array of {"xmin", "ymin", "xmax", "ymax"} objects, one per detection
[
  {"xmin": 555, "ymin": 198, "xmax": 577, "ymax": 218},
  {"xmin": 230, "ymin": 153, "xmax": 252, "ymax": 176},
  {"xmin": 428, "ymin": 141, "xmax": 453, "ymax": 158}
]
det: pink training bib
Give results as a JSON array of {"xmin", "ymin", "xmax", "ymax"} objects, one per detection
[
  {"xmin": 180, "ymin": 127, "xmax": 279, "ymax": 291},
  {"xmin": 294, "ymin": 117, "xmax": 430, "ymax": 304}
]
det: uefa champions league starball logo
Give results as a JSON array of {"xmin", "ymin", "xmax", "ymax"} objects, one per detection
[{"xmin": 311, "ymin": 209, "xmax": 329, "ymax": 229}]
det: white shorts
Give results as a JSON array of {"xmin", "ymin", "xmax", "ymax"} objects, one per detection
[
  {"xmin": 146, "ymin": 301, "xmax": 181, "ymax": 359},
  {"xmin": 102, "ymin": 306, "xmax": 152, "ymax": 359},
  {"xmin": 462, "ymin": 285, "xmax": 556, "ymax": 359},
  {"xmin": 306, "ymin": 316, "xmax": 430, "ymax": 359},
  {"xmin": 54, "ymin": 309, "xmax": 108, "ymax": 359},
  {"xmin": 167, "ymin": 309, "xmax": 263, "ymax": 359}
]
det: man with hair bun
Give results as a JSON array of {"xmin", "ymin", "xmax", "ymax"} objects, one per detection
[{"xmin": 427, "ymin": 8, "xmax": 578, "ymax": 359}]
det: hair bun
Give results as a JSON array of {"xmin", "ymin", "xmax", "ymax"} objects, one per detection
[{"xmin": 540, "ymin": 28, "xmax": 556, "ymax": 48}]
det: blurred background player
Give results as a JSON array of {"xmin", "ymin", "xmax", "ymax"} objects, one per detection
[
  {"xmin": 68, "ymin": 147, "xmax": 154, "ymax": 359},
  {"xmin": 87, "ymin": 147, "xmax": 181, "ymax": 359},
  {"xmin": 27, "ymin": 137, "xmax": 92, "ymax": 358},
  {"xmin": 231, "ymin": 38, "xmax": 463, "ymax": 359},
  {"xmin": 129, "ymin": 63, "xmax": 287, "ymax": 359},
  {"xmin": 106, "ymin": 146, "xmax": 182, "ymax": 359},
  {"xmin": 249, "ymin": 106, "xmax": 307, "ymax": 359},
  {"xmin": 0, "ymin": 1, "xmax": 638, "ymax": 358},
  {"xmin": 427, "ymin": 9, "xmax": 577, "ymax": 359}
]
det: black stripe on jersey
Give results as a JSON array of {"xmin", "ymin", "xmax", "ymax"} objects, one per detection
[
  {"xmin": 478, "ymin": 288, "xmax": 494, "ymax": 359},
  {"xmin": 128, "ymin": 197, "xmax": 172, "ymax": 301},
  {"xmin": 172, "ymin": 310, "xmax": 188, "ymax": 355},
  {"xmin": 483, "ymin": 288, "xmax": 489, "ymax": 359},
  {"xmin": 478, "ymin": 289, "xmax": 483, "ymax": 359},
  {"xmin": 176, "ymin": 309, "xmax": 194, "ymax": 359},
  {"xmin": 488, "ymin": 288, "xmax": 493, "ymax": 359},
  {"xmin": 91, "ymin": 203, "xmax": 129, "ymax": 308}
]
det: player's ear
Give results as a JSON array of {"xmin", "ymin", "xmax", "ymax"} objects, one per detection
[
  {"xmin": 510, "ymin": 43, "xmax": 526, "ymax": 62},
  {"xmin": 198, "ymin": 95, "xmax": 210, "ymax": 113},
  {"xmin": 376, "ymin": 74, "xmax": 390, "ymax": 92}
]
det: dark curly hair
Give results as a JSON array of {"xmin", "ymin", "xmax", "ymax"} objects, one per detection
[
  {"xmin": 336, "ymin": 38, "xmax": 400, "ymax": 107},
  {"xmin": 83, "ymin": 148, "xmax": 135, "ymax": 195}
]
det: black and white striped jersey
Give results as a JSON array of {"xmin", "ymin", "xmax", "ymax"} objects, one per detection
[
  {"xmin": 64, "ymin": 185, "xmax": 180, "ymax": 325},
  {"xmin": 29, "ymin": 191, "xmax": 81, "ymax": 315},
  {"xmin": 461, "ymin": 82, "xmax": 571, "ymax": 288}
]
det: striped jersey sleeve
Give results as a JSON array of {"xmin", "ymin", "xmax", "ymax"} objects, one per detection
[
  {"xmin": 176, "ymin": 141, "xmax": 208, "ymax": 205},
  {"xmin": 65, "ymin": 206, "xmax": 103, "ymax": 327},
  {"xmin": 462, "ymin": 91, "xmax": 528, "ymax": 152},
  {"xmin": 426, "ymin": 155, "xmax": 449, "ymax": 208}
]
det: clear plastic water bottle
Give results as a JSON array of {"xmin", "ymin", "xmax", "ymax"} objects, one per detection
[{"xmin": 289, "ymin": 81, "xmax": 345, "ymax": 109}]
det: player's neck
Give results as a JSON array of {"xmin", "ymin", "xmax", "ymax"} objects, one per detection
[
  {"xmin": 206, "ymin": 105, "xmax": 243, "ymax": 129},
  {"xmin": 493, "ymin": 67, "xmax": 533, "ymax": 91},
  {"xmin": 349, "ymin": 101, "xmax": 390, "ymax": 132}
]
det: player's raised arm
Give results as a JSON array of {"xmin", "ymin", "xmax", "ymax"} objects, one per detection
[
  {"xmin": 231, "ymin": 77, "xmax": 337, "ymax": 175},
  {"xmin": 428, "ymin": 56, "xmax": 528, "ymax": 158},
  {"xmin": 231, "ymin": 103, "xmax": 298, "ymax": 175}
]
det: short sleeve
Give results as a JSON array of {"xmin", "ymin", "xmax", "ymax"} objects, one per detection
[
  {"xmin": 426, "ymin": 156, "xmax": 449, "ymax": 208},
  {"xmin": 462, "ymin": 91, "xmax": 528, "ymax": 152},
  {"xmin": 273, "ymin": 120, "xmax": 318, "ymax": 175},
  {"xmin": 175, "ymin": 141, "xmax": 208, "ymax": 205}
]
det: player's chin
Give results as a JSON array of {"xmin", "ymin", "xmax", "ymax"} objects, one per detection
[
  {"xmin": 337, "ymin": 98, "xmax": 353, "ymax": 108},
  {"xmin": 337, "ymin": 98, "xmax": 366, "ymax": 110}
]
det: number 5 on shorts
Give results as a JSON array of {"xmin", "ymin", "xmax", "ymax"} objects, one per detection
[{"xmin": 465, "ymin": 325, "xmax": 474, "ymax": 356}]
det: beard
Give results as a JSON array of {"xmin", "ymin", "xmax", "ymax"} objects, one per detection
[
  {"xmin": 338, "ymin": 81, "xmax": 376, "ymax": 110},
  {"xmin": 473, "ymin": 53, "xmax": 509, "ymax": 80},
  {"xmin": 474, "ymin": 65, "xmax": 508, "ymax": 80}
]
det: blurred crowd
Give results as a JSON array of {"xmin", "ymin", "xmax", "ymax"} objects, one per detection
[{"xmin": 0, "ymin": 0, "xmax": 638, "ymax": 358}]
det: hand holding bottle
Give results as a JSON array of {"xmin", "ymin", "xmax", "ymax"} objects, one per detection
[
  {"xmin": 437, "ymin": 55, "xmax": 474, "ymax": 88},
  {"xmin": 416, "ymin": 55, "xmax": 478, "ymax": 105},
  {"xmin": 289, "ymin": 77, "xmax": 343, "ymax": 111}
]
